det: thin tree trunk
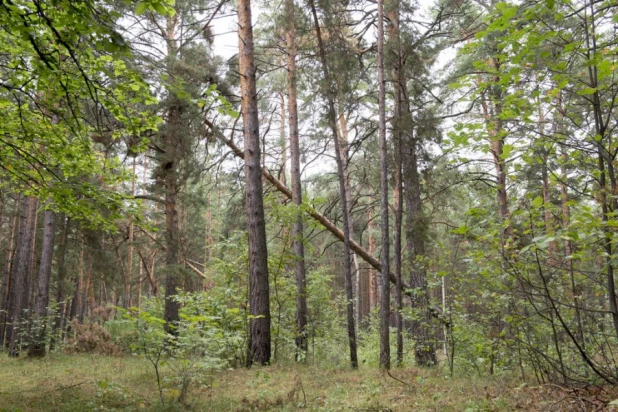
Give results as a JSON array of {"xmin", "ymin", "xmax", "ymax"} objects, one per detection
[
  {"xmin": 308, "ymin": 0, "xmax": 358, "ymax": 368},
  {"xmin": 238, "ymin": 0, "xmax": 271, "ymax": 366},
  {"xmin": 124, "ymin": 158, "xmax": 136, "ymax": 309},
  {"xmin": 336, "ymin": 111, "xmax": 361, "ymax": 328},
  {"xmin": 386, "ymin": 0, "xmax": 404, "ymax": 366},
  {"xmin": 286, "ymin": 0, "xmax": 308, "ymax": 361},
  {"xmin": 377, "ymin": 0, "xmax": 390, "ymax": 369},
  {"xmin": 28, "ymin": 206, "xmax": 56, "ymax": 358},
  {"xmin": 0, "ymin": 206, "xmax": 19, "ymax": 347},
  {"xmin": 368, "ymin": 212, "xmax": 376, "ymax": 311}
]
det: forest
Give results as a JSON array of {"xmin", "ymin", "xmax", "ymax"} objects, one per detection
[{"xmin": 1, "ymin": 0, "xmax": 618, "ymax": 410}]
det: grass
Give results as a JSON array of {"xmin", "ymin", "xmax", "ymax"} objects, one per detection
[{"xmin": 0, "ymin": 353, "xmax": 599, "ymax": 411}]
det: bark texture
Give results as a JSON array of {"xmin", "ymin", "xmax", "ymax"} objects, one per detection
[
  {"xmin": 8, "ymin": 196, "xmax": 38, "ymax": 357},
  {"xmin": 28, "ymin": 207, "xmax": 56, "ymax": 358},
  {"xmin": 377, "ymin": 0, "xmax": 390, "ymax": 370},
  {"xmin": 238, "ymin": 0, "xmax": 271, "ymax": 366},
  {"xmin": 285, "ymin": 0, "xmax": 308, "ymax": 361}
]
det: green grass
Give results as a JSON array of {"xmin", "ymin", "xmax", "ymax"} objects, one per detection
[{"xmin": 0, "ymin": 354, "xmax": 560, "ymax": 411}]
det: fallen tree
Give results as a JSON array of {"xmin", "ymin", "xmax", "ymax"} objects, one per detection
[{"xmin": 205, "ymin": 119, "xmax": 449, "ymax": 326}]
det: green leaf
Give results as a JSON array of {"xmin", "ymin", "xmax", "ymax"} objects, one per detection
[
  {"xmin": 578, "ymin": 87, "xmax": 597, "ymax": 95},
  {"xmin": 135, "ymin": 2, "xmax": 148, "ymax": 14}
]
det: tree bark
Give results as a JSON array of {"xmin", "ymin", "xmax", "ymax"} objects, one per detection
[
  {"xmin": 368, "ymin": 212, "xmax": 376, "ymax": 311},
  {"xmin": 308, "ymin": 0, "xmax": 358, "ymax": 368},
  {"xmin": 163, "ymin": 14, "xmax": 182, "ymax": 334},
  {"xmin": 8, "ymin": 196, "xmax": 38, "ymax": 357},
  {"xmin": 285, "ymin": 0, "xmax": 308, "ymax": 361},
  {"xmin": 124, "ymin": 158, "xmax": 136, "ymax": 309},
  {"xmin": 28, "ymin": 206, "xmax": 56, "ymax": 358},
  {"xmin": 238, "ymin": 0, "xmax": 271, "ymax": 366},
  {"xmin": 377, "ymin": 0, "xmax": 390, "ymax": 369},
  {"xmin": 50, "ymin": 215, "xmax": 70, "ymax": 350},
  {"xmin": 0, "ymin": 205, "xmax": 18, "ymax": 348},
  {"xmin": 386, "ymin": 0, "xmax": 404, "ymax": 366},
  {"xmin": 337, "ymin": 110, "xmax": 361, "ymax": 327}
]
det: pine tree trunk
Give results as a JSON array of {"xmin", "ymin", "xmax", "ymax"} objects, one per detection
[
  {"xmin": 387, "ymin": 0, "xmax": 407, "ymax": 366},
  {"xmin": 308, "ymin": 0, "xmax": 358, "ymax": 368},
  {"xmin": 28, "ymin": 207, "xmax": 56, "ymax": 358},
  {"xmin": 0, "ymin": 206, "xmax": 19, "ymax": 348},
  {"xmin": 377, "ymin": 0, "xmax": 390, "ymax": 369},
  {"xmin": 238, "ymin": 0, "xmax": 271, "ymax": 366},
  {"xmin": 124, "ymin": 159, "xmax": 136, "ymax": 309},
  {"xmin": 285, "ymin": 0, "xmax": 308, "ymax": 361},
  {"xmin": 368, "ymin": 213, "xmax": 376, "ymax": 311},
  {"xmin": 50, "ymin": 216, "xmax": 70, "ymax": 350},
  {"xmin": 337, "ymin": 110, "xmax": 361, "ymax": 327},
  {"xmin": 159, "ymin": 13, "xmax": 183, "ymax": 334},
  {"xmin": 8, "ymin": 196, "xmax": 38, "ymax": 357}
]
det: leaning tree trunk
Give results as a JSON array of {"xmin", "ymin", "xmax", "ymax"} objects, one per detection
[
  {"xmin": 8, "ymin": 196, "xmax": 38, "ymax": 357},
  {"xmin": 285, "ymin": 0, "xmax": 308, "ymax": 361},
  {"xmin": 308, "ymin": 0, "xmax": 358, "ymax": 368},
  {"xmin": 28, "ymin": 206, "xmax": 56, "ymax": 358},
  {"xmin": 238, "ymin": 0, "xmax": 271, "ymax": 366},
  {"xmin": 377, "ymin": 0, "xmax": 390, "ymax": 370}
]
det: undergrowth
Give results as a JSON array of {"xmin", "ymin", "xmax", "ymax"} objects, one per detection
[{"xmin": 1, "ymin": 353, "xmax": 612, "ymax": 411}]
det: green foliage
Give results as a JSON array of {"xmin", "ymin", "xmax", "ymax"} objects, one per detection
[{"xmin": 0, "ymin": 0, "xmax": 161, "ymax": 228}]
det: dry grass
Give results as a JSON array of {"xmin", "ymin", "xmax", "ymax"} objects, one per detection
[{"xmin": 0, "ymin": 353, "xmax": 613, "ymax": 411}]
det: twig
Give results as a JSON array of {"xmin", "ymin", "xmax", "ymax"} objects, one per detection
[{"xmin": 385, "ymin": 370, "xmax": 414, "ymax": 387}]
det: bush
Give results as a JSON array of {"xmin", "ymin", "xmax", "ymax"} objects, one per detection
[{"xmin": 65, "ymin": 319, "xmax": 123, "ymax": 355}]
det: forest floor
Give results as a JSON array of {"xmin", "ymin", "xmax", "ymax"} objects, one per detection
[{"xmin": 0, "ymin": 354, "xmax": 615, "ymax": 411}]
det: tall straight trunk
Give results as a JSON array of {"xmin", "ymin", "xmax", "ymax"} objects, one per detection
[
  {"xmin": 68, "ymin": 243, "xmax": 84, "ymax": 326},
  {"xmin": 383, "ymin": 0, "xmax": 436, "ymax": 366},
  {"xmin": 238, "ymin": 0, "xmax": 271, "ymax": 366},
  {"xmin": 337, "ymin": 111, "xmax": 362, "ymax": 327},
  {"xmin": 163, "ymin": 14, "xmax": 182, "ymax": 334},
  {"xmin": 368, "ymin": 213, "xmax": 376, "ymax": 311},
  {"xmin": 0, "ymin": 207, "xmax": 19, "ymax": 347},
  {"xmin": 285, "ymin": 0, "xmax": 308, "ymax": 361},
  {"xmin": 279, "ymin": 92, "xmax": 287, "ymax": 187},
  {"xmin": 308, "ymin": 0, "xmax": 358, "ymax": 368},
  {"xmin": 80, "ymin": 256, "xmax": 93, "ymax": 321},
  {"xmin": 8, "ymin": 196, "xmax": 38, "ymax": 357},
  {"xmin": 50, "ymin": 216, "xmax": 69, "ymax": 350},
  {"xmin": 377, "ymin": 0, "xmax": 390, "ymax": 369},
  {"xmin": 124, "ymin": 158, "xmax": 136, "ymax": 309},
  {"xmin": 393, "ymin": 144, "xmax": 404, "ymax": 365},
  {"xmin": 403, "ymin": 136, "xmax": 437, "ymax": 367},
  {"xmin": 28, "ymin": 207, "xmax": 56, "ymax": 358},
  {"xmin": 386, "ymin": 0, "xmax": 404, "ymax": 365}
]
